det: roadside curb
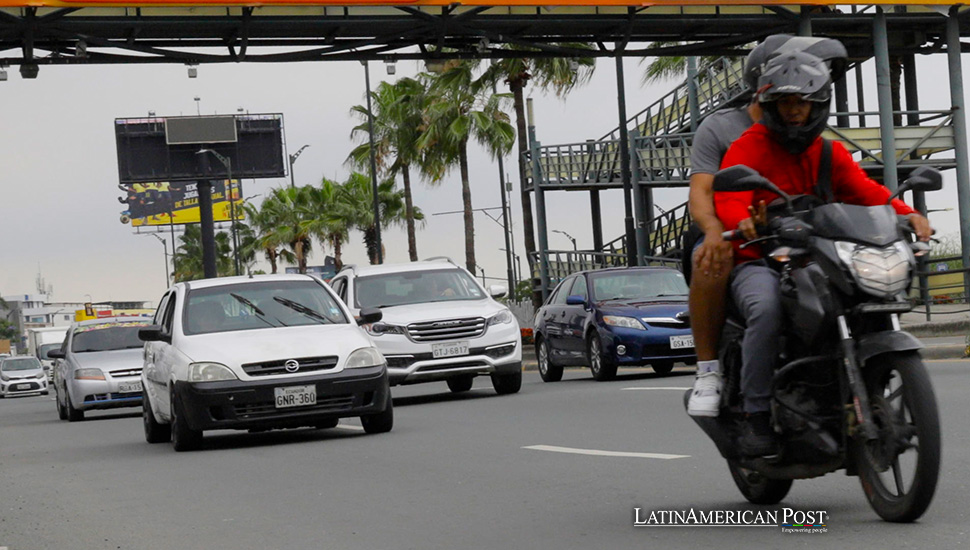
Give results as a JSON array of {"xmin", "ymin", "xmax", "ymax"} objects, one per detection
[
  {"xmin": 905, "ymin": 319, "xmax": 970, "ymax": 338},
  {"xmin": 920, "ymin": 344, "xmax": 969, "ymax": 361}
]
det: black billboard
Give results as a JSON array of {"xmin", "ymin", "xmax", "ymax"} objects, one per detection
[{"xmin": 114, "ymin": 114, "xmax": 286, "ymax": 184}]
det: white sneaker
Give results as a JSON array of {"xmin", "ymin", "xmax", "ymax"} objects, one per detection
[{"xmin": 687, "ymin": 371, "xmax": 722, "ymax": 417}]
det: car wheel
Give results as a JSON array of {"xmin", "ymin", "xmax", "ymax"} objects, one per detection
[
  {"xmin": 652, "ymin": 361, "xmax": 675, "ymax": 376},
  {"xmin": 313, "ymin": 418, "xmax": 340, "ymax": 430},
  {"xmin": 143, "ymin": 394, "xmax": 171, "ymax": 444},
  {"xmin": 587, "ymin": 333, "xmax": 617, "ymax": 381},
  {"xmin": 491, "ymin": 369, "xmax": 522, "ymax": 395},
  {"xmin": 56, "ymin": 390, "xmax": 68, "ymax": 421},
  {"xmin": 41, "ymin": 390, "xmax": 50, "ymax": 396},
  {"xmin": 446, "ymin": 375, "xmax": 475, "ymax": 393},
  {"xmin": 536, "ymin": 337, "xmax": 563, "ymax": 383},
  {"xmin": 361, "ymin": 394, "xmax": 394, "ymax": 434},
  {"xmin": 171, "ymin": 392, "xmax": 203, "ymax": 452},
  {"xmin": 66, "ymin": 392, "xmax": 84, "ymax": 422}
]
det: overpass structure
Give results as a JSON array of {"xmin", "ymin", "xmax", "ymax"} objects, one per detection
[{"xmin": 1, "ymin": 1, "xmax": 969, "ymax": 304}]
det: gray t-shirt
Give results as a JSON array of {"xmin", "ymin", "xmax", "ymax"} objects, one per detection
[{"xmin": 690, "ymin": 107, "xmax": 754, "ymax": 175}]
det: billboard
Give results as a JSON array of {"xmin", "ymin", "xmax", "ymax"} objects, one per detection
[{"xmin": 120, "ymin": 180, "xmax": 245, "ymax": 227}]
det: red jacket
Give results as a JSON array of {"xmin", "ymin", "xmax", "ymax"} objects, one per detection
[{"xmin": 716, "ymin": 123, "xmax": 916, "ymax": 264}]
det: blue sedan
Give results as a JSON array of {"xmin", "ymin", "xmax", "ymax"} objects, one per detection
[{"xmin": 533, "ymin": 267, "xmax": 696, "ymax": 381}]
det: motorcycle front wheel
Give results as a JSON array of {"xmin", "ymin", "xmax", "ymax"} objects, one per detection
[
  {"xmin": 855, "ymin": 351, "xmax": 941, "ymax": 523},
  {"xmin": 727, "ymin": 460, "xmax": 793, "ymax": 505}
]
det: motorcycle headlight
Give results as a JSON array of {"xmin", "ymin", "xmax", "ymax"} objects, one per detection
[
  {"xmin": 488, "ymin": 310, "xmax": 514, "ymax": 326},
  {"xmin": 345, "ymin": 347, "xmax": 386, "ymax": 369},
  {"xmin": 187, "ymin": 362, "xmax": 238, "ymax": 382},
  {"xmin": 835, "ymin": 241, "xmax": 914, "ymax": 299},
  {"xmin": 74, "ymin": 368, "xmax": 105, "ymax": 381},
  {"xmin": 602, "ymin": 315, "xmax": 646, "ymax": 330},
  {"xmin": 364, "ymin": 322, "xmax": 406, "ymax": 337}
]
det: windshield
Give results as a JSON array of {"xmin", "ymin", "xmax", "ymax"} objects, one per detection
[
  {"xmin": 590, "ymin": 270, "xmax": 689, "ymax": 302},
  {"xmin": 184, "ymin": 279, "xmax": 348, "ymax": 336},
  {"xmin": 38, "ymin": 343, "xmax": 61, "ymax": 359},
  {"xmin": 356, "ymin": 268, "xmax": 485, "ymax": 308},
  {"xmin": 72, "ymin": 322, "xmax": 149, "ymax": 353},
  {"xmin": 1, "ymin": 357, "xmax": 43, "ymax": 371}
]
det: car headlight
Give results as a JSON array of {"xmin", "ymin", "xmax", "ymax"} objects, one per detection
[
  {"xmin": 488, "ymin": 310, "xmax": 514, "ymax": 326},
  {"xmin": 602, "ymin": 315, "xmax": 646, "ymax": 330},
  {"xmin": 364, "ymin": 322, "xmax": 406, "ymax": 337},
  {"xmin": 835, "ymin": 241, "xmax": 913, "ymax": 298},
  {"xmin": 37, "ymin": 372, "xmax": 47, "ymax": 380},
  {"xmin": 75, "ymin": 368, "xmax": 105, "ymax": 380},
  {"xmin": 187, "ymin": 362, "xmax": 238, "ymax": 382},
  {"xmin": 0, "ymin": 374, "xmax": 8, "ymax": 382},
  {"xmin": 345, "ymin": 347, "xmax": 386, "ymax": 369}
]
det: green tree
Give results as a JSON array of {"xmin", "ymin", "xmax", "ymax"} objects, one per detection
[
  {"xmin": 301, "ymin": 178, "xmax": 353, "ymax": 270},
  {"xmin": 259, "ymin": 187, "xmax": 315, "ymax": 273},
  {"xmin": 172, "ymin": 224, "xmax": 235, "ymax": 282},
  {"xmin": 349, "ymin": 77, "xmax": 428, "ymax": 261},
  {"xmin": 0, "ymin": 319, "xmax": 18, "ymax": 341},
  {"xmin": 243, "ymin": 199, "xmax": 294, "ymax": 274},
  {"xmin": 479, "ymin": 48, "xmax": 595, "ymax": 306},
  {"xmin": 418, "ymin": 60, "xmax": 516, "ymax": 273},
  {"xmin": 339, "ymin": 172, "xmax": 422, "ymax": 264}
]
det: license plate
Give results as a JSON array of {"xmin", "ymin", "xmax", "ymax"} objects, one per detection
[
  {"xmin": 118, "ymin": 381, "xmax": 143, "ymax": 393},
  {"xmin": 431, "ymin": 341, "xmax": 469, "ymax": 358},
  {"xmin": 15, "ymin": 383, "xmax": 31, "ymax": 390},
  {"xmin": 274, "ymin": 385, "xmax": 317, "ymax": 409},
  {"xmin": 670, "ymin": 335, "xmax": 694, "ymax": 349}
]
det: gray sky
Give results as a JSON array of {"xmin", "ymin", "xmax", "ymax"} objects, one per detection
[{"xmin": 0, "ymin": 52, "xmax": 966, "ymax": 305}]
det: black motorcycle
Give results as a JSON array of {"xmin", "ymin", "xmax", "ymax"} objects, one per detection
[{"xmin": 687, "ymin": 165, "xmax": 942, "ymax": 523}]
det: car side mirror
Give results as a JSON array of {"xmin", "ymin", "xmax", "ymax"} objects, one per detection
[
  {"xmin": 488, "ymin": 284, "xmax": 508, "ymax": 299},
  {"xmin": 138, "ymin": 325, "xmax": 169, "ymax": 343},
  {"xmin": 357, "ymin": 307, "xmax": 383, "ymax": 326},
  {"xmin": 565, "ymin": 295, "xmax": 586, "ymax": 306},
  {"xmin": 47, "ymin": 349, "xmax": 65, "ymax": 359}
]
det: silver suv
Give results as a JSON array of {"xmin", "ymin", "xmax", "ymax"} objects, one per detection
[{"xmin": 328, "ymin": 259, "xmax": 522, "ymax": 395}]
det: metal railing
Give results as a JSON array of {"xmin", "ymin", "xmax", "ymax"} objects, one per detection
[
  {"xmin": 912, "ymin": 256, "xmax": 970, "ymax": 319},
  {"xmin": 526, "ymin": 250, "xmax": 682, "ymax": 293}
]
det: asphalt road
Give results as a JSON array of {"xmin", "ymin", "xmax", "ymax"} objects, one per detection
[{"xmin": 1, "ymin": 359, "xmax": 968, "ymax": 550}]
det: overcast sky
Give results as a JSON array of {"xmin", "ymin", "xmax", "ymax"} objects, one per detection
[{"xmin": 0, "ymin": 52, "xmax": 967, "ymax": 305}]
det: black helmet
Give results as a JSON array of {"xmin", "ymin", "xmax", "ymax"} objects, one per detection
[
  {"xmin": 744, "ymin": 34, "xmax": 848, "ymax": 91},
  {"xmin": 758, "ymin": 51, "xmax": 832, "ymax": 154}
]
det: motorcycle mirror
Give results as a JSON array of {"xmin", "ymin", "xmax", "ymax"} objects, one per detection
[
  {"xmin": 890, "ymin": 166, "xmax": 944, "ymax": 202},
  {"xmin": 713, "ymin": 165, "xmax": 794, "ymax": 213}
]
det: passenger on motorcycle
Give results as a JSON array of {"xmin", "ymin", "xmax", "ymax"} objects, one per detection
[{"xmin": 714, "ymin": 50, "xmax": 932, "ymax": 458}]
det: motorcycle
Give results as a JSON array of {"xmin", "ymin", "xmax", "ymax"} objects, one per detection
[{"xmin": 687, "ymin": 164, "xmax": 942, "ymax": 523}]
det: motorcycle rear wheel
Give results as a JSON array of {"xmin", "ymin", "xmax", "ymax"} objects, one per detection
[
  {"xmin": 727, "ymin": 460, "xmax": 793, "ymax": 505},
  {"xmin": 855, "ymin": 351, "xmax": 940, "ymax": 523}
]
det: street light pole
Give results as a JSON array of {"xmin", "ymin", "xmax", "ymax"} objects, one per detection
[
  {"xmin": 362, "ymin": 60, "xmax": 383, "ymax": 264},
  {"xmin": 288, "ymin": 144, "xmax": 310, "ymax": 189},
  {"xmin": 553, "ymin": 229, "xmax": 578, "ymax": 251},
  {"xmin": 148, "ymin": 233, "xmax": 170, "ymax": 287}
]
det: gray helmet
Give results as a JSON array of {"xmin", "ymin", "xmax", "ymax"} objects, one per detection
[
  {"xmin": 758, "ymin": 51, "xmax": 832, "ymax": 154},
  {"xmin": 744, "ymin": 34, "xmax": 848, "ymax": 91}
]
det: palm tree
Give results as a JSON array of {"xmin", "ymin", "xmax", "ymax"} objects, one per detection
[
  {"xmin": 259, "ymin": 187, "xmax": 315, "ymax": 273},
  {"xmin": 301, "ymin": 178, "xmax": 353, "ymax": 270},
  {"xmin": 479, "ymin": 48, "xmax": 596, "ymax": 305},
  {"xmin": 172, "ymin": 224, "xmax": 234, "ymax": 282},
  {"xmin": 349, "ymin": 77, "xmax": 428, "ymax": 261},
  {"xmin": 418, "ymin": 60, "xmax": 516, "ymax": 273},
  {"xmin": 340, "ymin": 171, "xmax": 422, "ymax": 264},
  {"xmin": 243, "ymin": 198, "xmax": 294, "ymax": 274}
]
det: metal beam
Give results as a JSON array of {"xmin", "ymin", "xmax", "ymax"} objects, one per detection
[
  {"xmin": 947, "ymin": 7, "xmax": 970, "ymax": 299},
  {"xmin": 874, "ymin": 8, "xmax": 898, "ymax": 191}
]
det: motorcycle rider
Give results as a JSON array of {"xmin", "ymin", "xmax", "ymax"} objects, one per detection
[
  {"xmin": 687, "ymin": 35, "xmax": 847, "ymax": 417},
  {"xmin": 715, "ymin": 50, "xmax": 932, "ymax": 457}
]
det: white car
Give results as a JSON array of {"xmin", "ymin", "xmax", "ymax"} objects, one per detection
[
  {"xmin": 328, "ymin": 258, "xmax": 522, "ymax": 395},
  {"xmin": 139, "ymin": 274, "xmax": 392, "ymax": 451},
  {"xmin": 0, "ymin": 356, "xmax": 49, "ymax": 398}
]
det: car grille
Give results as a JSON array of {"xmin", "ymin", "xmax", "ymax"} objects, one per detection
[
  {"xmin": 640, "ymin": 317, "xmax": 690, "ymax": 329},
  {"xmin": 417, "ymin": 361, "xmax": 489, "ymax": 372},
  {"xmin": 233, "ymin": 394, "xmax": 355, "ymax": 419},
  {"xmin": 83, "ymin": 392, "xmax": 142, "ymax": 402},
  {"xmin": 109, "ymin": 368, "xmax": 142, "ymax": 378},
  {"xmin": 242, "ymin": 356, "xmax": 339, "ymax": 377},
  {"xmin": 406, "ymin": 317, "xmax": 486, "ymax": 342},
  {"xmin": 7, "ymin": 381, "xmax": 41, "ymax": 391}
]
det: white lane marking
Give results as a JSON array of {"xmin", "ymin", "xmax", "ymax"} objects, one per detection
[
  {"xmin": 621, "ymin": 387, "xmax": 691, "ymax": 391},
  {"xmin": 336, "ymin": 424, "xmax": 365, "ymax": 431},
  {"xmin": 524, "ymin": 444, "xmax": 689, "ymax": 460}
]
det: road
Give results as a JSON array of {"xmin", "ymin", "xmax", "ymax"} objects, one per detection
[{"xmin": 2, "ymin": 359, "xmax": 968, "ymax": 550}]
